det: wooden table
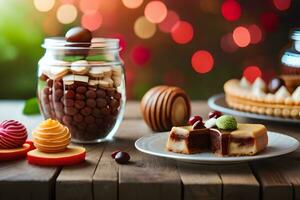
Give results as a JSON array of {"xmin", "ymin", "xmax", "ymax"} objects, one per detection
[{"xmin": 0, "ymin": 101, "xmax": 300, "ymax": 200}]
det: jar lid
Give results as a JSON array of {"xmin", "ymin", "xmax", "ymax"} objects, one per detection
[
  {"xmin": 290, "ymin": 28, "xmax": 300, "ymax": 41},
  {"xmin": 281, "ymin": 48, "xmax": 300, "ymax": 68},
  {"xmin": 42, "ymin": 37, "xmax": 120, "ymax": 50}
]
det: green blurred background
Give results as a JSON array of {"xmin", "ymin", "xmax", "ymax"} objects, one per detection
[{"xmin": 0, "ymin": 0, "xmax": 298, "ymax": 100}]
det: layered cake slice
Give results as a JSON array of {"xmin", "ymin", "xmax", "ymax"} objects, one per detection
[
  {"xmin": 166, "ymin": 126, "xmax": 210, "ymax": 154},
  {"xmin": 166, "ymin": 113, "xmax": 268, "ymax": 156},
  {"xmin": 210, "ymin": 124, "xmax": 268, "ymax": 156}
]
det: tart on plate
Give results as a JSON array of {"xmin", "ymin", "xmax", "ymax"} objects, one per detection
[{"xmin": 224, "ymin": 76, "xmax": 300, "ymax": 119}]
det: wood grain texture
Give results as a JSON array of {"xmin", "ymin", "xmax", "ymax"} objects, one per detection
[
  {"xmin": 1, "ymin": 101, "xmax": 300, "ymax": 200},
  {"xmin": 92, "ymin": 141, "xmax": 122, "ymax": 200},
  {"xmin": 178, "ymin": 163, "xmax": 222, "ymax": 200},
  {"xmin": 251, "ymin": 160, "xmax": 293, "ymax": 200},
  {"xmin": 56, "ymin": 144, "xmax": 105, "ymax": 200},
  {"xmin": 117, "ymin": 120, "xmax": 181, "ymax": 200},
  {"xmin": 0, "ymin": 159, "xmax": 58, "ymax": 200},
  {"xmin": 218, "ymin": 164, "xmax": 259, "ymax": 200},
  {"xmin": 119, "ymin": 151, "xmax": 181, "ymax": 200}
]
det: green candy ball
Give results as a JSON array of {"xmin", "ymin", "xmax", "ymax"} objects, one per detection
[{"xmin": 216, "ymin": 115, "xmax": 237, "ymax": 130}]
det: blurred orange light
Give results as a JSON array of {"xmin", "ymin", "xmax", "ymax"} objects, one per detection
[
  {"xmin": 233, "ymin": 26, "xmax": 250, "ymax": 47},
  {"xmin": 248, "ymin": 24, "xmax": 262, "ymax": 44},
  {"xmin": 60, "ymin": 0, "xmax": 75, "ymax": 3},
  {"xmin": 191, "ymin": 50, "xmax": 214, "ymax": 74},
  {"xmin": 243, "ymin": 66, "xmax": 262, "ymax": 83},
  {"xmin": 43, "ymin": 15, "xmax": 61, "ymax": 36},
  {"xmin": 144, "ymin": 1, "xmax": 167, "ymax": 23},
  {"xmin": 34, "ymin": 0, "xmax": 55, "ymax": 12},
  {"xmin": 134, "ymin": 16, "xmax": 156, "ymax": 39},
  {"xmin": 122, "ymin": 0, "xmax": 143, "ymax": 9},
  {"xmin": 57, "ymin": 4, "xmax": 77, "ymax": 24},
  {"xmin": 79, "ymin": 0, "xmax": 100, "ymax": 14},
  {"xmin": 81, "ymin": 12, "xmax": 103, "ymax": 31},
  {"xmin": 171, "ymin": 21, "xmax": 194, "ymax": 44},
  {"xmin": 158, "ymin": 10, "xmax": 179, "ymax": 33},
  {"xmin": 221, "ymin": 0, "xmax": 241, "ymax": 21},
  {"xmin": 220, "ymin": 33, "xmax": 238, "ymax": 53},
  {"xmin": 273, "ymin": 0, "xmax": 291, "ymax": 11}
]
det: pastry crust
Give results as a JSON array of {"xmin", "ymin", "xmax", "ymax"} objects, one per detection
[{"xmin": 224, "ymin": 79, "xmax": 300, "ymax": 118}]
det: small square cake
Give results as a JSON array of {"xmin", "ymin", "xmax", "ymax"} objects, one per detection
[
  {"xmin": 210, "ymin": 123, "xmax": 268, "ymax": 156},
  {"xmin": 166, "ymin": 126, "xmax": 210, "ymax": 154}
]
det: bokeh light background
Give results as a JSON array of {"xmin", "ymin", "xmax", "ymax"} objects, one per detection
[{"xmin": 0, "ymin": 0, "xmax": 299, "ymax": 99}]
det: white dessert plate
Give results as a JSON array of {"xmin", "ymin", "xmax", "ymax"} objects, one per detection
[
  {"xmin": 208, "ymin": 93, "xmax": 300, "ymax": 124},
  {"xmin": 135, "ymin": 131, "xmax": 299, "ymax": 164}
]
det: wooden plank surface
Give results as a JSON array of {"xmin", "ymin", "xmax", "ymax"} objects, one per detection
[
  {"xmin": 0, "ymin": 159, "xmax": 58, "ymax": 200},
  {"xmin": 251, "ymin": 160, "xmax": 293, "ymax": 200},
  {"xmin": 178, "ymin": 163, "xmax": 222, "ymax": 200},
  {"xmin": 94, "ymin": 120, "xmax": 182, "ymax": 200},
  {"xmin": 219, "ymin": 164, "xmax": 259, "ymax": 200},
  {"xmin": 56, "ymin": 144, "xmax": 105, "ymax": 200},
  {"xmin": 0, "ymin": 101, "xmax": 300, "ymax": 200}
]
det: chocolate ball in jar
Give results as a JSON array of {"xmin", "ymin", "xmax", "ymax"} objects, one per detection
[{"xmin": 37, "ymin": 27, "xmax": 125, "ymax": 143}]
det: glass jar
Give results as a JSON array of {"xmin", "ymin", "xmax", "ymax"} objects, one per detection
[
  {"xmin": 281, "ymin": 29, "xmax": 300, "ymax": 74},
  {"xmin": 280, "ymin": 28, "xmax": 300, "ymax": 92},
  {"xmin": 37, "ymin": 38, "xmax": 126, "ymax": 143}
]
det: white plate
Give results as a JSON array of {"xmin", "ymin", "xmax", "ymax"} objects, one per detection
[
  {"xmin": 208, "ymin": 94, "xmax": 300, "ymax": 124},
  {"xmin": 135, "ymin": 131, "xmax": 299, "ymax": 164}
]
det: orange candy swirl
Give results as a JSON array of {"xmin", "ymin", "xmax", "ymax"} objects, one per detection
[{"xmin": 32, "ymin": 119, "xmax": 71, "ymax": 153}]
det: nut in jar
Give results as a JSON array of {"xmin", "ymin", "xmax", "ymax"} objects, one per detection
[{"xmin": 37, "ymin": 27, "xmax": 126, "ymax": 143}]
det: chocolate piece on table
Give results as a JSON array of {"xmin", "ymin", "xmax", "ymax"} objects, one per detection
[{"xmin": 141, "ymin": 85, "xmax": 191, "ymax": 132}]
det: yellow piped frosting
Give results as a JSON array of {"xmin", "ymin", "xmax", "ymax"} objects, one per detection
[{"xmin": 32, "ymin": 119, "xmax": 71, "ymax": 153}]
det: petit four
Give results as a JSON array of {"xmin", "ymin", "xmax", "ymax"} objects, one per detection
[
  {"xmin": 27, "ymin": 119, "xmax": 86, "ymax": 166},
  {"xmin": 0, "ymin": 120, "xmax": 27, "ymax": 149},
  {"xmin": 166, "ymin": 113, "xmax": 268, "ymax": 156},
  {"xmin": 224, "ymin": 76, "xmax": 300, "ymax": 119},
  {"xmin": 141, "ymin": 85, "xmax": 191, "ymax": 132},
  {"xmin": 0, "ymin": 120, "xmax": 31, "ymax": 161}
]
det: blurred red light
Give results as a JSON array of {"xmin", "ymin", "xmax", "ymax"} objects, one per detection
[
  {"xmin": 144, "ymin": 1, "xmax": 167, "ymax": 23},
  {"xmin": 171, "ymin": 21, "xmax": 194, "ymax": 44},
  {"xmin": 260, "ymin": 12, "xmax": 278, "ymax": 32},
  {"xmin": 191, "ymin": 50, "xmax": 214, "ymax": 74},
  {"xmin": 158, "ymin": 10, "xmax": 179, "ymax": 33},
  {"xmin": 243, "ymin": 66, "xmax": 262, "ymax": 83},
  {"xmin": 220, "ymin": 33, "xmax": 238, "ymax": 53},
  {"xmin": 248, "ymin": 24, "xmax": 262, "ymax": 44},
  {"xmin": 81, "ymin": 12, "xmax": 103, "ymax": 31},
  {"xmin": 273, "ymin": 0, "xmax": 291, "ymax": 11},
  {"xmin": 131, "ymin": 45, "xmax": 151, "ymax": 66},
  {"xmin": 233, "ymin": 26, "xmax": 250, "ymax": 47},
  {"xmin": 221, "ymin": 0, "xmax": 241, "ymax": 21}
]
